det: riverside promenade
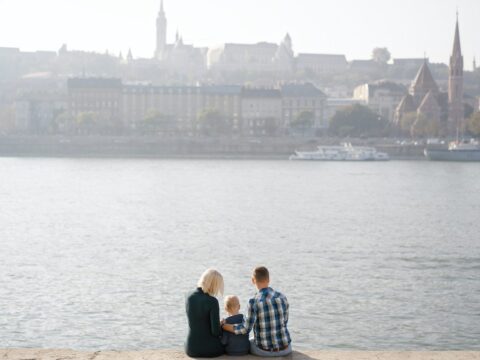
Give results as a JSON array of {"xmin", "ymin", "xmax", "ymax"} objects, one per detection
[{"xmin": 2, "ymin": 350, "xmax": 480, "ymax": 360}]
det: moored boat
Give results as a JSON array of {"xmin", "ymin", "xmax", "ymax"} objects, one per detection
[
  {"xmin": 290, "ymin": 143, "xmax": 390, "ymax": 161},
  {"xmin": 424, "ymin": 139, "xmax": 480, "ymax": 161}
]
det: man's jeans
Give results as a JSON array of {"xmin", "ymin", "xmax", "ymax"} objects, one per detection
[{"xmin": 249, "ymin": 340, "xmax": 292, "ymax": 357}]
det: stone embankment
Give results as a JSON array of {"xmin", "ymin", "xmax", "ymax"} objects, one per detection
[
  {"xmin": 1, "ymin": 350, "xmax": 479, "ymax": 360},
  {"xmin": 0, "ymin": 135, "xmax": 425, "ymax": 159}
]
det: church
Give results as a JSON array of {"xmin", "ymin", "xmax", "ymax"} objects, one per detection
[
  {"xmin": 154, "ymin": 1, "xmax": 208, "ymax": 77},
  {"xmin": 394, "ymin": 15, "xmax": 464, "ymax": 137}
]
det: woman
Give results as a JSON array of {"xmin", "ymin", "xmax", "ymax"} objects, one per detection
[{"xmin": 185, "ymin": 269, "xmax": 225, "ymax": 358}]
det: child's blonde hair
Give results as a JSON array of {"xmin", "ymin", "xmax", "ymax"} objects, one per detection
[{"xmin": 224, "ymin": 295, "xmax": 240, "ymax": 313}]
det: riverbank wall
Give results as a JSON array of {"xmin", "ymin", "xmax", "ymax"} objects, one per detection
[
  {"xmin": 2, "ymin": 349, "xmax": 479, "ymax": 360},
  {"xmin": 0, "ymin": 136, "xmax": 425, "ymax": 159}
]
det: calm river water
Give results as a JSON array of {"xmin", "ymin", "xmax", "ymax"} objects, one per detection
[{"xmin": 0, "ymin": 158, "xmax": 479, "ymax": 350}]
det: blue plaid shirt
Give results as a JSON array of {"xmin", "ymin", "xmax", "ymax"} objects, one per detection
[{"xmin": 234, "ymin": 287, "xmax": 291, "ymax": 350}]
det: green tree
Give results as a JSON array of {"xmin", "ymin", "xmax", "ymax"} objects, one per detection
[
  {"xmin": 291, "ymin": 111, "xmax": 314, "ymax": 137},
  {"xmin": 372, "ymin": 47, "xmax": 391, "ymax": 64},
  {"xmin": 410, "ymin": 114, "xmax": 440, "ymax": 138},
  {"xmin": 140, "ymin": 111, "xmax": 175, "ymax": 135},
  {"xmin": 329, "ymin": 104, "xmax": 387, "ymax": 137},
  {"xmin": 53, "ymin": 111, "xmax": 72, "ymax": 134},
  {"xmin": 264, "ymin": 117, "xmax": 279, "ymax": 137},
  {"xmin": 198, "ymin": 109, "xmax": 230, "ymax": 136},
  {"xmin": 75, "ymin": 112, "xmax": 99, "ymax": 134},
  {"xmin": 399, "ymin": 112, "xmax": 417, "ymax": 137},
  {"xmin": 0, "ymin": 105, "xmax": 16, "ymax": 134},
  {"xmin": 467, "ymin": 112, "xmax": 480, "ymax": 137}
]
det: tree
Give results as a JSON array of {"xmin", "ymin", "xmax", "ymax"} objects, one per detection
[
  {"xmin": 372, "ymin": 47, "xmax": 391, "ymax": 64},
  {"xmin": 264, "ymin": 117, "xmax": 279, "ymax": 137},
  {"xmin": 197, "ymin": 109, "xmax": 230, "ymax": 136},
  {"xmin": 0, "ymin": 105, "xmax": 16, "ymax": 134},
  {"xmin": 140, "ymin": 111, "xmax": 175, "ymax": 135},
  {"xmin": 399, "ymin": 112, "xmax": 417, "ymax": 137},
  {"xmin": 75, "ymin": 112, "xmax": 99, "ymax": 134},
  {"xmin": 329, "ymin": 104, "xmax": 388, "ymax": 138},
  {"xmin": 291, "ymin": 111, "xmax": 314, "ymax": 136},
  {"xmin": 467, "ymin": 112, "xmax": 480, "ymax": 137},
  {"xmin": 410, "ymin": 114, "xmax": 440, "ymax": 138},
  {"xmin": 53, "ymin": 111, "xmax": 72, "ymax": 134}
]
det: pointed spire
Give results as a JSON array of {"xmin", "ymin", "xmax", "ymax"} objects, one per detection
[
  {"xmin": 160, "ymin": 0, "xmax": 164, "ymax": 13},
  {"xmin": 474, "ymin": 57, "xmax": 477, "ymax": 71},
  {"xmin": 452, "ymin": 13, "xmax": 462, "ymax": 57}
]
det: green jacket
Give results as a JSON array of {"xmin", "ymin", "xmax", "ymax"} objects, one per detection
[{"xmin": 185, "ymin": 288, "xmax": 225, "ymax": 358}]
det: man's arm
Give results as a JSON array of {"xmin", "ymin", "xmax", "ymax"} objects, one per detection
[
  {"xmin": 283, "ymin": 296, "xmax": 289, "ymax": 325},
  {"xmin": 224, "ymin": 299, "xmax": 256, "ymax": 335}
]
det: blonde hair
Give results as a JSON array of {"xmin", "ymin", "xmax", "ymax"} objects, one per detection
[
  {"xmin": 197, "ymin": 269, "xmax": 224, "ymax": 297},
  {"xmin": 224, "ymin": 295, "xmax": 240, "ymax": 312}
]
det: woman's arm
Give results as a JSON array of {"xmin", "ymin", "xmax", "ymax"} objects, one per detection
[{"xmin": 209, "ymin": 298, "xmax": 222, "ymax": 337}]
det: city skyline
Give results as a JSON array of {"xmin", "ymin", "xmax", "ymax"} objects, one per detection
[{"xmin": 0, "ymin": 0, "xmax": 479, "ymax": 69}]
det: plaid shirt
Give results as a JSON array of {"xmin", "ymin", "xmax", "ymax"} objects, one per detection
[{"xmin": 234, "ymin": 287, "xmax": 291, "ymax": 350}]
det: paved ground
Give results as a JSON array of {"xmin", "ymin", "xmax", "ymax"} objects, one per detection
[{"xmin": 1, "ymin": 350, "xmax": 480, "ymax": 360}]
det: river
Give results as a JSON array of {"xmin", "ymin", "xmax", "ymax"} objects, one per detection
[{"xmin": 0, "ymin": 158, "xmax": 479, "ymax": 350}]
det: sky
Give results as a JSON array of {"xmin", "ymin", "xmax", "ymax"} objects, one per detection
[{"xmin": 0, "ymin": 0, "xmax": 479, "ymax": 69}]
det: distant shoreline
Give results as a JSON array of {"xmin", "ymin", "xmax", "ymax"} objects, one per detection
[{"xmin": 0, "ymin": 135, "xmax": 427, "ymax": 160}]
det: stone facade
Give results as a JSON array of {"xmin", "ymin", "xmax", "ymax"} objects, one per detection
[
  {"xmin": 67, "ymin": 78, "xmax": 326, "ymax": 136},
  {"xmin": 353, "ymin": 81, "xmax": 407, "ymax": 122}
]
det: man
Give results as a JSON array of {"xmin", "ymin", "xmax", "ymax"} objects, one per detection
[{"xmin": 222, "ymin": 266, "xmax": 292, "ymax": 357}]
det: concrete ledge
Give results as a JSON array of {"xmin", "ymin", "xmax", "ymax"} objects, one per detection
[{"xmin": 1, "ymin": 350, "xmax": 480, "ymax": 360}]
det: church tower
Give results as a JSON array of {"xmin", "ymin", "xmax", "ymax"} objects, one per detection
[
  {"xmin": 448, "ymin": 13, "xmax": 464, "ymax": 137},
  {"xmin": 155, "ymin": 0, "xmax": 167, "ymax": 60}
]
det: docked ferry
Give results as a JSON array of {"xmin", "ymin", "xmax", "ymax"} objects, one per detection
[
  {"xmin": 289, "ymin": 143, "xmax": 390, "ymax": 161},
  {"xmin": 424, "ymin": 139, "xmax": 480, "ymax": 161}
]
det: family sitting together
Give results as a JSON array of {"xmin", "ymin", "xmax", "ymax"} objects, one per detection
[{"xmin": 185, "ymin": 266, "xmax": 292, "ymax": 358}]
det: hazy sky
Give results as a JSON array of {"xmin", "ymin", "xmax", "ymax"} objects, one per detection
[{"xmin": 0, "ymin": 0, "xmax": 479, "ymax": 69}]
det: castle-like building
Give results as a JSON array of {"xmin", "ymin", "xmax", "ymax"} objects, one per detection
[
  {"xmin": 395, "ymin": 15, "xmax": 464, "ymax": 137},
  {"xmin": 153, "ymin": 1, "xmax": 207, "ymax": 77}
]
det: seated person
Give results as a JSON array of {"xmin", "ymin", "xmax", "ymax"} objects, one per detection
[{"xmin": 221, "ymin": 295, "xmax": 250, "ymax": 356}]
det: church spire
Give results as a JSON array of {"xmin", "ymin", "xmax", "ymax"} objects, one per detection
[
  {"xmin": 452, "ymin": 13, "xmax": 462, "ymax": 58},
  {"xmin": 448, "ymin": 12, "xmax": 464, "ymax": 138},
  {"xmin": 155, "ymin": 0, "xmax": 167, "ymax": 60}
]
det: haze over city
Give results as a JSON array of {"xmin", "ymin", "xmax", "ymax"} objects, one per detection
[{"xmin": 0, "ymin": 0, "xmax": 479, "ymax": 67}]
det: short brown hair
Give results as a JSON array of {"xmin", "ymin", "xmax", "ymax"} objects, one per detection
[{"xmin": 253, "ymin": 266, "xmax": 269, "ymax": 282}]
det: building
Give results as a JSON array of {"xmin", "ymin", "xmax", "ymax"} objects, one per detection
[
  {"xmin": 353, "ymin": 80, "xmax": 407, "ymax": 122},
  {"xmin": 394, "ymin": 15, "xmax": 465, "ymax": 137},
  {"xmin": 241, "ymin": 88, "xmax": 282, "ymax": 136},
  {"xmin": 208, "ymin": 42, "xmax": 279, "ymax": 74},
  {"xmin": 296, "ymin": 54, "xmax": 348, "ymax": 75},
  {"xmin": 394, "ymin": 61, "xmax": 446, "ymax": 134},
  {"xmin": 281, "ymin": 83, "xmax": 327, "ymax": 130},
  {"xmin": 152, "ymin": 1, "xmax": 207, "ymax": 79},
  {"xmin": 68, "ymin": 78, "xmax": 123, "ymax": 131},
  {"xmin": 122, "ymin": 84, "xmax": 241, "ymax": 134}
]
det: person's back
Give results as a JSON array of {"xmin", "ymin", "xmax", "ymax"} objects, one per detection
[
  {"xmin": 222, "ymin": 266, "xmax": 292, "ymax": 357},
  {"xmin": 255, "ymin": 287, "xmax": 290, "ymax": 349},
  {"xmin": 185, "ymin": 270, "xmax": 225, "ymax": 358},
  {"xmin": 221, "ymin": 296, "xmax": 249, "ymax": 356}
]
